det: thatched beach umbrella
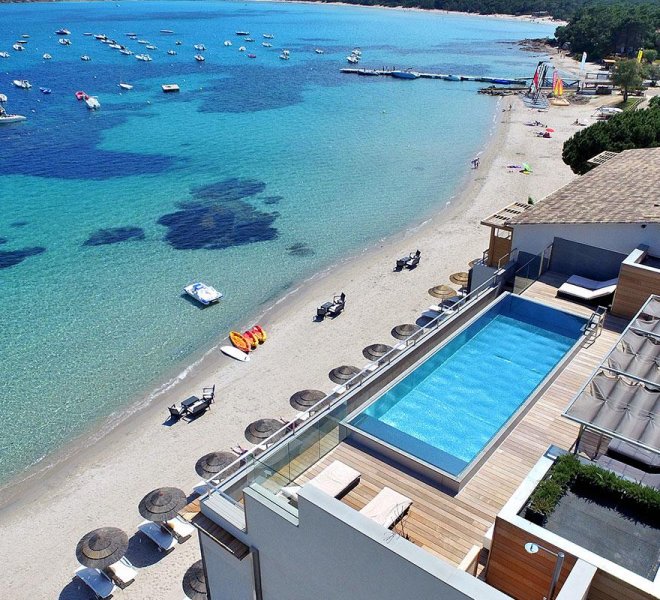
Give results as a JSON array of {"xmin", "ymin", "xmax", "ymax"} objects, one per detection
[
  {"xmin": 329, "ymin": 365, "xmax": 361, "ymax": 385},
  {"xmin": 428, "ymin": 284, "xmax": 457, "ymax": 299},
  {"xmin": 362, "ymin": 343, "xmax": 394, "ymax": 361},
  {"xmin": 468, "ymin": 258, "xmax": 480, "ymax": 268},
  {"xmin": 138, "ymin": 487, "xmax": 187, "ymax": 522},
  {"xmin": 76, "ymin": 527, "xmax": 128, "ymax": 569},
  {"xmin": 449, "ymin": 272, "xmax": 469, "ymax": 287},
  {"xmin": 290, "ymin": 389, "xmax": 326, "ymax": 411},
  {"xmin": 391, "ymin": 323, "xmax": 420, "ymax": 340},
  {"xmin": 245, "ymin": 418, "xmax": 285, "ymax": 444},
  {"xmin": 195, "ymin": 451, "xmax": 239, "ymax": 480},
  {"xmin": 183, "ymin": 560, "xmax": 208, "ymax": 600}
]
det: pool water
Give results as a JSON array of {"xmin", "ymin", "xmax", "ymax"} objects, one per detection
[{"xmin": 350, "ymin": 295, "xmax": 586, "ymax": 476}]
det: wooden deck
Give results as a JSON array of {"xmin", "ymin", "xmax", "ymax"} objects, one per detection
[{"xmin": 290, "ymin": 278, "xmax": 628, "ymax": 567}]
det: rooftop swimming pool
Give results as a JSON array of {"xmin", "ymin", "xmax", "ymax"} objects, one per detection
[{"xmin": 349, "ymin": 295, "xmax": 587, "ymax": 478}]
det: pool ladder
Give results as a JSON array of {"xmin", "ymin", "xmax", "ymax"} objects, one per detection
[{"xmin": 585, "ymin": 306, "xmax": 607, "ymax": 340}]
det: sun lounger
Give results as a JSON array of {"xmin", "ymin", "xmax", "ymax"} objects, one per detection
[
  {"xmin": 168, "ymin": 405, "xmax": 183, "ymax": 420},
  {"xmin": 138, "ymin": 520, "xmax": 178, "ymax": 553},
  {"xmin": 395, "ymin": 250, "xmax": 421, "ymax": 270},
  {"xmin": 104, "ymin": 556, "xmax": 137, "ymax": 588},
  {"xmin": 359, "ymin": 486, "xmax": 412, "ymax": 529},
  {"xmin": 565, "ymin": 275, "xmax": 618, "ymax": 290},
  {"xmin": 75, "ymin": 566, "xmax": 118, "ymax": 599},
  {"xmin": 557, "ymin": 281, "xmax": 617, "ymax": 302},
  {"xmin": 164, "ymin": 515, "xmax": 196, "ymax": 542},
  {"xmin": 279, "ymin": 460, "xmax": 360, "ymax": 504},
  {"xmin": 328, "ymin": 293, "xmax": 346, "ymax": 317}
]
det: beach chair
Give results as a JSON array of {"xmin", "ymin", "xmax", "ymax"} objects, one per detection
[
  {"xmin": 359, "ymin": 486, "xmax": 412, "ymax": 529},
  {"xmin": 316, "ymin": 300, "xmax": 333, "ymax": 319},
  {"xmin": 184, "ymin": 397, "xmax": 211, "ymax": 419},
  {"xmin": 138, "ymin": 520, "xmax": 178, "ymax": 553},
  {"xmin": 75, "ymin": 566, "xmax": 118, "ymax": 599},
  {"xmin": 163, "ymin": 515, "xmax": 196, "ymax": 542},
  {"xmin": 564, "ymin": 275, "xmax": 618, "ymax": 291},
  {"xmin": 557, "ymin": 280, "xmax": 617, "ymax": 302},
  {"xmin": 328, "ymin": 293, "xmax": 346, "ymax": 317},
  {"xmin": 168, "ymin": 405, "xmax": 183, "ymax": 420},
  {"xmin": 279, "ymin": 460, "xmax": 360, "ymax": 505},
  {"xmin": 104, "ymin": 556, "xmax": 137, "ymax": 589},
  {"xmin": 405, "ymin": 250, "xmax": 421, "ymax": 269},
  {"xmin": 202, "ymin": 385, "xmax": 215, "ymax": 403}
]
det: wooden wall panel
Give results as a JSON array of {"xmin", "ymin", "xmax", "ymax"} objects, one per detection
[
  {"xmin": 587, "ymin": 570, "xmax": 656, "ymax": 600},
  {"xmin": 612, "ymin": 263, "xmax": 660, "ymax": 320}
]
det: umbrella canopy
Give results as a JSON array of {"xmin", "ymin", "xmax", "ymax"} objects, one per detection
[
  {"xmin": 362, "ymin": 343, "xmax": 393, "ymax": 361},
  {"xmin": 195, "ymin": 451, "xmax": 239, "ymax": 480},
  {"xmin": 329, "ymin": 365, "xmax": 361, "ymax": 384},
  {"xmin": 183, "ymin": 560, "xmax": 207, "ymax": 600},
  {"xmin": 545, "ymin": 127, "xmax": 555, "ymax": 132},
  {"xmin": 290, "ymin": 389, "xmax": 326, "ymax": 411},
  {"xmin": 391, "ymin": 323, "xmax": 420, "ymax": 340},
  {"xmin": 138, "ymin": 487, "xmax": 187, "ymax": 522},
  {"xmin": 468, "ymin": 258, "xmax": 480, "ymax": 268},
  {"xmin": 428, "ymin": 284, "xmax": 457, "ymax": 299},
  {"xmin": 245, "ymin": 418, "xmax": 285, "ymax": 444},
  {"xmin": 76, "ymin": 527, "xmax": 128, "ymax": 569},
  {"xmin": 449, "ymin": 272, "xmax": 469, "ymax": 287}
]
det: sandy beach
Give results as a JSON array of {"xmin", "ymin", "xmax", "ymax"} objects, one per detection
[{"xmin": 0, "ymin": 51, "xmax": 618, "ymax": 599}]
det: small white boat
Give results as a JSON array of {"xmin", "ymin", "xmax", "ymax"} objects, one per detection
[
  {"xmin": 0, "ymin": 113, "xmax": 27, "ymax": 124},
  {"xmin": 279, "ymin": 53, "xmax": 289, "ymax": 60},
  {"xmin": 263, "ymin": 33, "xmax": 274, "ymax": 39},
  {"xmin": 13, "ymin": 79, "xmax": 31, "ymax": 89},
  {"xmin": 235, "ymin": 31, "xmax": 250, "ymax": 36},
  {"xmin": 221, "ymin": 346, "xmax": 250, "ymax": 362},
  {"xmin": 0, "ymin": 94, "xmax": 7, "ymax": 102},
  {"xmin": 109, "ymin": 43, "xmax": 122, "ymax": 50},
  {"xmin": 347, "ymin": 55, "xmax": 359, "ymax": 64},
  {"xmin": 175, "ymin": 40, "xmax": 182, "ymax": 45},
  {"xmin": 224, "ymin": 40, "xmax": 232, "ymax": 46},
  {"xmin": 162, "ymin": 83, "xmax": 179, "ymax": 92},
  {"xmin": 352, "ymin": 48, "xmax": 362, "ymax": 56},
  {"xmin": 245, "ymin": 38, "xmax": 255, "ymax": 43},
  {"xmin": 94, "ymin": 34, "xmax": 107, "ymax": 40},
  {"xmin": 184, "ymin": 282, "xmax": 223, "ymax": 306},
  {"xmin": 83, "ymin": 32, "xmax": 93, "ymax": 36},
  {"xmin": 81, "ymin": 55, "xmax": 91, "ymax": 61},
  {"xmin": 194, "ymin": 54, "xmax": 205, "ymax": 62},
  {"xmin": 137, "ymin": 39, "xmax": 148, "ymax": 44},
  {"xmin": 58, "ymin": 38, "xmax": 72, "ymax": 46},
  {"xmin": 145, "ymin": 45, "xmax": 157, "ymax": 50},
  {"xmin": 22, "ymin": 34, "xmax": 30, "ymax": 38},
  {"xmin": 262, "ymin": 42, "xmax": 272, "ymax": 48},
  {"xmin": 238, "ymin": 46, "xmax": 246, "ymax": 52},
  {"xmin": 314, "ymin": 48, "xmax": 324, "ymax": 54},
  {"xmin": 55, "ymin": 28, "xmax": 71, "ymax": 35},
  {"xmin": 13, "ymin": 44, "xmax": 24, "ymax": 51},
  {"xmin": 120, "ymin": 48, "xmax": 133, "ymax": 55},
  {"xmin": 167, "ymin": 50, "xmax": 176, "ymax": 55},
  {"xmin": 0, "ymin": 52, "xmax": 9, "ymax": 58},
  {"xmin": 193, "ymin": 44, "xmax": 206, "ymax": 51},
  {"xmin": 118, "ymin": 82, "xmax": 133, "ymax": 90},
  {"xmin": 85, "ymin": 96, "xmax": 100, "ymax": 110},
  {"xmin": 135, "ymin": 53, "xmax": 152, "ymax": 61},
  {"xmin": 43, "ymin": 53, "xmax": 52, "ymax": 60},
  {"xmin": 160, "ymin": 29, "xmax": 175, "ymax": 34}
]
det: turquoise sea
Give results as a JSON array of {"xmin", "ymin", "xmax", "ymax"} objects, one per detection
[{"xmin": 0, "ymin": 0, "xmax": 553, "ymax": 486}]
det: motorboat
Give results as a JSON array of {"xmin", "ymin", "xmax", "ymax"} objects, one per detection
[
  {"xmin": 175, "ymin": 40, "xmax": 182, "ymax": 45},
  {"xmin": 43, "ymin": 53, "xmax": 52, "ymax": 59},
  {"xmin": 346, "ymin": 55, "xmax": 359, "ymax": 64},
  {"xmin": 22, "ymin": 34, "xmax": 30, "ymax": 38},
  {"xmin": 135, "ymin": 54, "xmax": 152, "ymax": 61},
  {"xmin": 0, "ymin": 52, "xmax": 9, "ymax": 58},
  {"xmin": 314, "ymin": 48, "xmax": 324, "ymax": 54},
  {"xmin": 138, "ymin": 39, "xmax": 149, "ymax": 44},
  {"xmin": 391, "ymin": 70, "xmax": 419, "ymax": 80},
  {"xmin": 13, "ymin": 80, "xmax": 31, "ymax": 89},
  {"xmin": 193, "ymin": 44, "xmax": 206, "ymax": 51},
  {"xmin": 94, "ymin": 34, "xmax": 107, "ymax": 40},
  {"xmin": 235, "ymin": 31, "xmax": 250, "ymax": 36},
  {"xmin": 81, "ymin": 55, "xmax": 91, "ymax": 61},
  {"xmin": 162, "ymin": 84, "xmax": 180, "ymax": 92},
  {"xmin": 13, "ymin": 44, "xmax": 24, "ymax": 51},
  {"xmin": 85, "ymin": 96, "xmax": 100, "ymax": 110},
  {"xmin": 59, "ymin": 38, "xmax": 72, "ymax": 46},
  {"xmin": 238, "ymin": 46, "xmax": 246, "ymax": 52},
  {"xmin": 247, "ymin": 53, "xmax": 256, "ymax": 59},
  {"xmin": 279, "ymin": 53, "xmax": 289, "ymax": 60},
  {"xmin": 83, "ymin": 32, "xmax": 93, "ymax": 36},
  {"xmin": 352, "ymin": 48, "xmax": 362, "ymax": 56},
  {"xmin": 160, "ymin": 29, "xmax": 175, "ymax": 34},
  {"xmin": 75, "ymin": 90, "xmax": 88, "ymax": 100},
  {"xmin": 167, "ymin": 50, "xmax": 176, "ymax": 55},
  {"xmin": 263, "ymin": 33, "xmax": 274, "ymax": 39},
  {"xmin": 146, "ymin": 45, "xmax": 157, "ymax": 50},
  {"xmin": 109, "ymin": 43, "xmax": 122, "ymax": 49},
  {"xmin": 445, "ymin": 74, "xmax": 460, "ymax": 81},
  {"xmin": 224, "ymin": 40, "xmax": 232, "ymax": 46},
  {"xmin": 120, "ymin": 49, "xmax": 133, "ymax": 55},
  {"xmin": 262, "ymin": 42, "xmax": 272, "ymax": 48},
  {"xmin": 39, "ymin": 87, "xmax": 52, "ymax": 94},
  {"xmin": 126, "ymin": 32, "xmax": 137, "ymax": 37},
  {"xmin": 0, "ymin": 113, "xmax": 26, "ymax": 124},
  {"xmin": 16, "ymin": 40, "xmax": 28, "ymax": 44},
  {"xmin": 0, "ymin": 94, "xmax": 6, "ymax": 102},
  {"xmin": 194, "ymin": 54, "xmax": 205, "ymax": 62},
  {"xmin": 55, "ymin": 28, "xmax": 71, "ymax": 35},
  {"xmin": 245, "ymin": 38, "xmax": 255, "ymax": 43},
  {"xmin": 184, "ymin": 282, "xmax": 223, "ymax": 306},
  {"xmin": 118, "ymin": 82, "xmax": 133, "ymax": 90}
]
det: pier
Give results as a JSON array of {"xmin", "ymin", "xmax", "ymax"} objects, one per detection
[{"xmin": 340, "ymin": 68, "xmax": 529, "ymax": 85}]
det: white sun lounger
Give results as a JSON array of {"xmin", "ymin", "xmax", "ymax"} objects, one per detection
[
  {"xmin": 164, "ymin": 515, "xmax": 196, "ymax": 542},
  {"xmin": 557, "ymin": 282, "xmax": 617, "ymax": 301},
  {"xmin": 138, "ymin": 520, "xmax": 178, "ymax": 553},
  {"xmin": 565, "ymin": 275, "xmax": 618, "ymax": 290},
  {"xmin": 75, "ymin": 566, "xmax": 118, "ymax": 599},
  {"xmin": 105, "ymin": 556, "xmax": 138, "ymax": 588},
  {"xmin": 359, "ymin": 486, "xmax": 412, "ymax": 529},
  {"xmin": 280, "ymin": 460, "xmax": 360, "ymax": 504}
]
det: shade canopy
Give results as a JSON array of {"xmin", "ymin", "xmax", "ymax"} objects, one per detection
[
  {"xmin": 391, "ymin": 323, "xmax": 420, "ymax": 340},
  {"xmin": 75, "ymin": 527, "xmax": 128, "ymax": 569},
  {"xmin": 468, "ymin": 258, "xmax": 481, "ymax": 268},
  {"xmin": 138, "ymin": 487, "xmax": 187, "ymax": 522},
  {"xmin": 290, "ymin": 389, "xmax": 326, "ymax": 411},
  {"xmin": 428, "ymin": 284, "xmax": 457, "ymax": 299},
  {"xmin": 183, "ymin": 560, "xmax": 207, "ymax": 600},
  {"xmin": 195, "ymin": 451, "xmax": 239, "ymax": 480},
  {"xmin": 329, "ymin": 365, "xmax": 361, "ymax": 384},
  {"xmin": 245, "ymin": 418, "xmax": 285, "ymax": 444},
  {"xmin": 362, "ymin": 343, "xmax": 394, "ymax": 361},
  {"xmin": 449, "ymin": 272, "xmax": 469, "ymax": 287}
]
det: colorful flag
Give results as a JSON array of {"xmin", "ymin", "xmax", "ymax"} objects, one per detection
[{"xmin": 637, "ymin": 48, "xmax": 644, "ymax": 63}]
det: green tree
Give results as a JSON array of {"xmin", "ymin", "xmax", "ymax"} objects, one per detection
[
  {"xmin": 562, "ymin": 101, "xmax": 660, "ymax": 173},
  {"xmin": 611, "ymin": 59, "xmax": 644, "ymax": 101},
  {"xmin": 643, "ymin": 49, "xmax": 658, "ymax": 64}
]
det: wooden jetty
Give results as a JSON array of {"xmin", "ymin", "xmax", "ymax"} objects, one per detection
[{"xmin": 340, "ymin": 68, "xmax": 528, "ymax": 85}]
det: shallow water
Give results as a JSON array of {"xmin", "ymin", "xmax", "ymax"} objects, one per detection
[{"xmin": 0, "ymin": 0, "xmax": 553, "ymax": 484}]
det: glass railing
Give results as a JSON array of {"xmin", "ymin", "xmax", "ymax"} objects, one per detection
[{"xmin": 513, "ymin": 244, "xmax": 552, "ymax": 295}]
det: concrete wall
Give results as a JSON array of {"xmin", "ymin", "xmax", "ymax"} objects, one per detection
[
  {"xmin": 550, "ymin": 238, "xmax": 626, "ymax": 280},
  {"xmin": 222, "ymin": 485, "xmax": 511, "ymax": 600},
  {"xmin": 512, "ymin": 223, "xmax": 660, "ymax": 258},
  {"xmin": 200, "ymin": 531, "xmax": 255, "ymax": 600}
]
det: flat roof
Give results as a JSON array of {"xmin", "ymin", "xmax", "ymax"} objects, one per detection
[{"xmin": 509, "ymin": 148, "xmax": 660, "ymax": 226}]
